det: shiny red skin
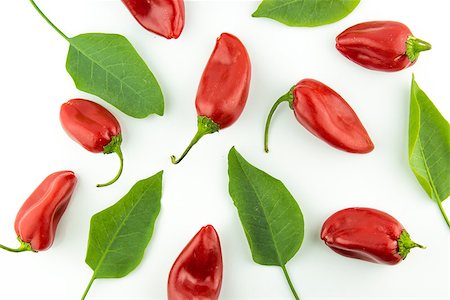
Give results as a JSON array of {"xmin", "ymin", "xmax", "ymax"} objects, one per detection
[
  {"xmin": 168, "ymin": 225, "xmax": 223, "ymax": 300},
  {"xmin": 60, "ymin": 99, "xmax": 121, "ymax": 153},
  {"xmin": 336, "ymin": 21, "xmax": 414, "ymax": 71},
  {"xmin": 122, "ymin": 0, "xmax": 185, "ymax": 39},
  {"xmin": 292, "ymin": 79, "xmax": 374, "ymax": 153},
  {"xmin": 321, "ymin": 208, "xmax": 405, "ymax": 265},
  {"xmin": 14, "ymin": 171, "xmax": 77, "ymax": 251},
  {"xmin": 195, "ymin": 33, "xmax": 251, "ymax": 129}
]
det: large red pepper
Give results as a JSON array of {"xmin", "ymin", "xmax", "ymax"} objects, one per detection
[
  {"xmin": 122, "ymin": 0, "xmax": 185, "ymax": 39},
  {"xmin": 60, "ymin": 99, "xmax": 124, "ymax": 187},
  {"xmin": 168, "ymin": 225, "xmax": 223, "ymax": 299},
  {"xmin": 321, "ymin": 208, "xmax": 425, "ymax": 265},
  {"xmin": 336, "ymin": 21, "xmax": 431, "ymax": 72},
  {"xmin": 264, "ymin": 79, "xmax": 374, "ymax": 154},
  {"xmin": 0, "ymin": 171, "xmax": 77, "ymax": 253},
  {"xmin": 171, "ymin": 33, "xmax": 251, "ymax": 164}
]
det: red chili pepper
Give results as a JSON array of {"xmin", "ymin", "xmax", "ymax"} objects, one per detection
[
  {"xmin": 0, "ymin": 171, "xmax": 77, "ymax": 253},
  {"xmin": 336, "ymin": 21, "xmax": 431, "ymax": 72},
  {"xmin": 171, "ymin": 33, "xmax": 251, "ymax": 164},
  {"xmin": 321, "ymin": 208, "xmax": 425, "ymax": 265},
  {"xmin": 264, "ymin": 79, "xmax": 374, "ymax": 154},
  {"xmin": 168, "ymin": 225, "xmax": 223, "ymax": 300},
  {"xmin": 60, "ymin": 99, "xmax": 124, "ymax": 187},
  {"xmin": 122, "ymin": 0, "xmax": 185, "ymax": 39}
]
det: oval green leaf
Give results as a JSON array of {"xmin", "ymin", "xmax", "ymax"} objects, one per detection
[
  {"xmin": 409, "ymin": 75, "xmax": 450, "ymax": 227},
  {"xmin": 252, "ymin": 0, "xmax": 360, "ymax": 27},
  {"xmin": 82, "ymin": 171, "xmax": 163, "ymax": 299},
  {"xmin": 67, "ymin": 33, "xmax": 164, "ymax": 118},
  {"xmin": 228, "ymin": 147, "xmax": 304, "ymax": 298}
]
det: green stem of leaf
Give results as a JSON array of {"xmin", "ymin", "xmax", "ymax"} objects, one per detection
[
  {"xmin": 29, "ymin": 0, "xmax": 69, "ymax": 41},
  {"xmin": 264, "ymin": 88, "xmax": 295, "ymax": 153},
  {"xmin": 436, "ymin": 197, "xmax": 450, "ymax": 228},
  {"xmin": 171, "ymin": 116, "xmax": 219, "ymax": 164},
  {"xmin": 81, "ymin": 274, "xmax": 96, "ymax": 300},
  {"xmin": 97, "ymin": 135, "xmax": 124, "ymax": 187},
  {"xmin": 281, "ymin": 265, "xmax": 300, "ymax": 300}
]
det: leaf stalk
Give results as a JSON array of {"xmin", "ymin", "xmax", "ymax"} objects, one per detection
[
  {"xmin": 29, "ymin": 0, "xmax": 69, "ymax": 41},
  {"xmin": 281, "ymin": 265, "xmax": 300, "ymax": 300},
  {"xmin": 81, "ymin": 274, "xmax": 96, "ymax": 300}
]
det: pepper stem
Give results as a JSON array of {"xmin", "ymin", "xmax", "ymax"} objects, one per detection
[
  {"xmin": 264, "ymin": 87, "xmax": 295, "ymax": 153},
  {"xmin": 97, "ymin": 135, "xmax": 124, "ymax": 187},
  {"xmin": 171, "ymin": 116, "xmax": 220, "ymax": 164},
  {"xmin": 281, "ymin": 264, "xmax": 300, "ymax": 300},
  {"xmin": 406, "ymin": 36, "xmax": 432, "ymax": 62},
  {"xmin": 0, "ymin": 236, "xmax": 36, "ymax": 253},
  {"xmin": 397, "ymin": 230, "xmax": 426, "ymax": 259},
  {"xmin": 29, "ymin": 0, "xmax": 69, "ymax": 41}
]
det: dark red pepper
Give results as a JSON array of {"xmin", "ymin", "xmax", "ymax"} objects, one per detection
[
  {"xmin": 122, "ymin": 0, "xmax": 185, "ymax": 39},
  {"xmin": 336, "ymin": 21, "xmax": 431, "ymax": 72},
  {"xmin": 321, "ymin": 207, "xmax": 425, "ymax": 265},
  {"xmin": 60, "ymin": 99, "xmax": 124, "ymax": 187},
  {"xmin": 171, "ymin": 33, "xmax": 251, "ymax": 164},
  {"xmin": 264, "ymin": 79, "xmax": 374, "ymax": 154},
  {"xmin": 168, "ymin": 225, "xmax": 223, "ymax": 300},
  {"xmin": 0, "ymin": 171, "xmax": 77, "ymax": 253}
]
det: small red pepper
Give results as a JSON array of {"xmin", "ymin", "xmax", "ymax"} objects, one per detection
[
  {"xmin": 168, "ymin": 225, "xmax": 223, "ymax": 300},
  {"xmin": 264, "ymin": 79, "xmax": 374, "ymax": 154},
  {"xmin": 122, "ymin": 0, "xmax": 185, "ymax": 39},
  {"xmin": 60, "ymin": 99, "xmax": 124, "ymax": 187},
  {"xmin": 321, "ymin": 208, "xmax": 425, "ymax": 265},
  {"xmin": 336, "ymin": 21, "xmax": 431, "ymax": 72},
  {"xmin": 0, "ymin": 171, "xmax": 77, "ymax": 253},
  {"xmin": 171, "ymin": 33, "xmax": 251, "ymax": 164}
]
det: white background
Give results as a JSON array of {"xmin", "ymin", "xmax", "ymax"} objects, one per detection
[{"xmin": 0, "ymin": 0, "xmax": 449, "ymax": 299}]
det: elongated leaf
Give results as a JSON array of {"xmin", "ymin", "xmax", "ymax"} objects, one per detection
[
  {"xmin": 228, "ymin": 147, "xmax": 303, "ymax": 298},
  {"xmin": 67, "ymin": 33, "xmax": 164, "ymax": 118},
  {"xmin": 228, "ymin": 147, "xmax": 304, "ymax": 265},
  {"xmin": 252, "ymin": 0, "xmax": 360, "ymax": 27},
  {"xmin": 409, "ymin": 76, "xmax": 450, "ymax": 202},
  {"xmin": 83, "ymin": 171, "xmax": 163, "ymax": 298}
]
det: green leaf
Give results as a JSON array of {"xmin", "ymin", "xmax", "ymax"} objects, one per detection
[
  {"xmin": 252, "ymin": 0, "xmax": 360, "ymax": 27},
  {"xmin": 67, "ymin": 33, "xmax": 164, "ymax": 118},
  {"xmin": 82, "ymin": 171, "xmax": 163, "ymax": 299},
  {"xmin": 409, "ymin": 75, "xmax": 450, "ymax": 227},
  {"xmin": 228, "ymin": 147, "xmax": 304, "ymax": 299}
]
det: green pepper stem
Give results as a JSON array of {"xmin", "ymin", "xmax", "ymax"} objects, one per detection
[
  {"xmin": 0, "ymin": 236, "xmax": 35, "ymax": 253},
  {"xmin": 281, "ymin": 264, "xmax": 300, "ymax": 300},
  {"xmin": 264, "ymin": 88, "xmax": 295, "ymax": 153},
  {"xmin": 171, "ymin": 116, "xmax": 220, "ymax": 164},
  {"xmin": 81, "ymin": 274, "xmax": 96, "ymax": 300},
  {"xmin": 97, "ymin": 135, "xmax": 124, "ymax": 188},
  {"xmin": 29, "ymin": 0, "xmax": 69, "ymax": 41},
  {"xmin": 406, "ymin": 36, "xmax": 432, "ymax": 62},
  {"xmin": 397, "ymin": 230, "xmax": 425, "ymax": 259}
]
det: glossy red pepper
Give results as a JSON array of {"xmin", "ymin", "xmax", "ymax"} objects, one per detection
[
  {"xmin": 0, "ymin": 171, "xmax": 77, "ymax": 253},
  {"xmin": 168, "ymin": 225, "xmax": 223, "ymax": 299},
  {"xmin": 321, "ymin": 208, "xmax": 425, "ymax": 265},
  {"xmin": 60, "ymin": 99, "xmax": 124, "ymax": 187},
  {"xmin": 122, "ymin": 0, "xmax": 185, "ymax": 39},
  {"xmin": 336, "ymin": 21, "xmax": 431, "ymax": 72},
  {"xmin": 264, "ymin": 79, "xmax": 374, "ymax": 154},
  {"xmin": 171, "ymin": 33, "xmax": 251, "ymax": 164}
]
